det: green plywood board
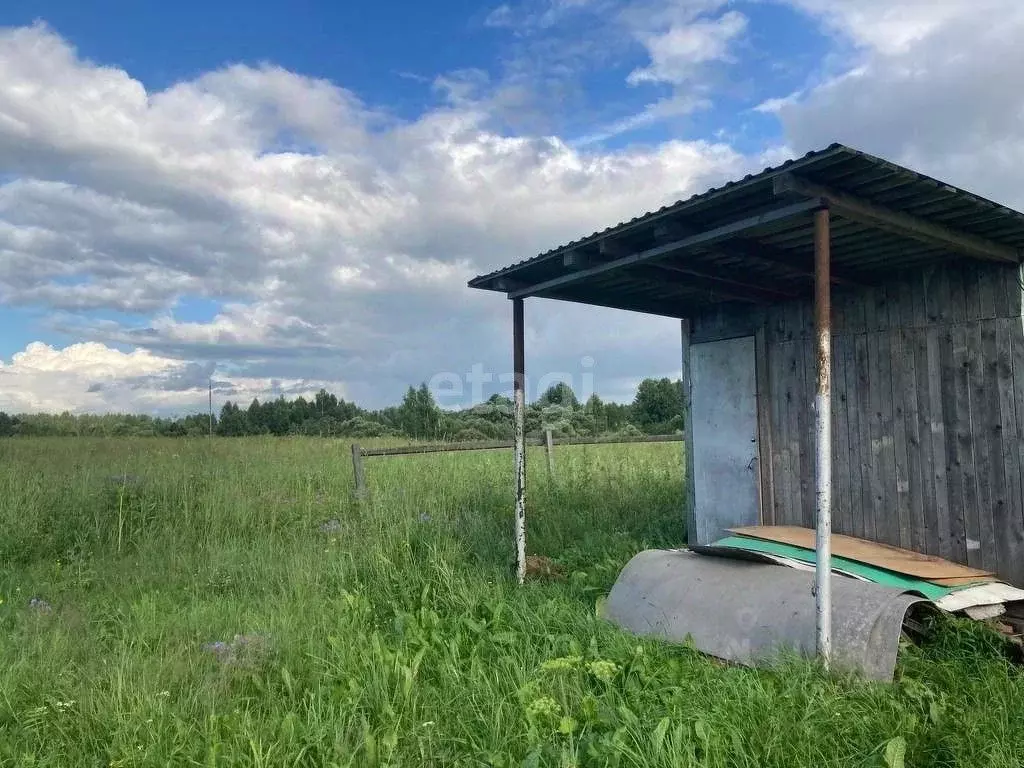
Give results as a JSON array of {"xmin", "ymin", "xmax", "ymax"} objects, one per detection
[{"xmin": 709, "ymin": 536, "xmax": 990, "ymax": 600}]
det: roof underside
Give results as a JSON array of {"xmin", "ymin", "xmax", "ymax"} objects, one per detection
[{"xmin": 468, "ymin": 144, "xmax": 1024, "ymax": 318}]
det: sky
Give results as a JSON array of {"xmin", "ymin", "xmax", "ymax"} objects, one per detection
[{"xmin": 1, "ymin": 0, "xmax": 1023, "ymax": 415}]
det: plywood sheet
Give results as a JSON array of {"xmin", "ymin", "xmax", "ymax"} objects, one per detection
[
  {"xmin": 728, "ymin": 525, "xmax": 995, "ymax": 579},
  {"xmin": 929, "ymin": 575, "xmax": 997, "ymax": 587}
]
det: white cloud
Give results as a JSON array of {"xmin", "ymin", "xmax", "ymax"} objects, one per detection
[
  {"xmin": 0, "ymin": 22, "xmax": 745, "ymax": 412},
  {"xmin": 783, "ymin": 0, "xmax": 1001, "ymax": 55},
  {"xmin": 627, "ymin": 10, "xmax": 748, "ymax": 86},
  {"xmin": 485, "ymin": 4, "xmax": 517, "ymax": 28},
  {"xmin": 751, "ymin": 91, "xmax": 803, "ymax": 115},
  {"xmin": 0, "ymin": 341, "xmax": 343, "ymax": 414},
  {"xmin": 483, "ymin": 0, "xmax": 605, "ymax": 32},
  {"xmin": 776, "ymin": 0, "xmax": 1024, "ymax": 207}
]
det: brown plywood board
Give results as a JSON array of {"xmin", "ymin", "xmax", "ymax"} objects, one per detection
[
  {"xmin": 728, "ymin": 525, "xmax": 995, "ymax": 580},
  {"xmin": 929, "ymin": 575, "xmax": 997, "ymax": 587}
]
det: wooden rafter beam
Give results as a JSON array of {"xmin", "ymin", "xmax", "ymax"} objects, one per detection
[
  {"xmin": 507, "ymin": 199, "xmax": 824, "ymax": 300},
  {"xmin": 542, "ymin": 288, "xmax": 692, "ymax": 318},
  {"xmin": 725, "ymin": 238, "xmax": 863, "ymax": 286},
  {"xmin": 653, "ymin": 222, "xmax": 862, "ymax": 287},
  {"xmin": 774, "ymin": 173, "xmax": 1021, "ymax": 264},
  {"xmin": 642, "ymin": 263, "xmax": 799, "ymax": 303},
  {"xmin": 561, "ymin": 239, "xmax": 796, "ymax": 303}
]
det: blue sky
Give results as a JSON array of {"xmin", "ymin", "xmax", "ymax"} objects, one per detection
[
  {"xmin": 0, "ymin": 0, "xmax": 1018, "ymax": 413},
  {"xmin": 3, "ymin": 1, "xmax": 499, "ymax": 110},
  {"xmin": 1, "ymin": 0, "xmax": 827, "ymax": 147}
]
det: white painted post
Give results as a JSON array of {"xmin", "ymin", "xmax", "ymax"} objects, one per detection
[
  {"xmin": 813, "ymin": 207, "xmax": 833, "ymax": 664},
  {"xmin": 513, "ymin": 298, "xmax": 527, "ymax": 585},
  {"xmin": 544, "ymin": 429, "xmax": 555, "ymax": 478}
]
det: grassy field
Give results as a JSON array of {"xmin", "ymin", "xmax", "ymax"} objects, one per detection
[{"xmin": 1, "ymin": 437, "xmax": 1022, "ymax": 767}]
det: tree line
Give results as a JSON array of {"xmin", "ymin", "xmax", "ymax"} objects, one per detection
[{"xmin": 0, "ymin": 377, "xmax": 684, "ymax": 440}]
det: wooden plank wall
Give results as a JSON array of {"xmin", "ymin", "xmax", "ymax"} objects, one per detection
[{"xmin": 691, "ymin": 260, "xmax": 1024, "ymax": 586}]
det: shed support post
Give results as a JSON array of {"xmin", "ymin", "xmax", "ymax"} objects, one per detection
[
  {"xmin": 680, "ymin": 318, "xmax": 697, "ymax": 545},
  {"xmin": 513, "ymin": 298, "xmax": 527, "ymax": 585},
  {"xmin": 813, "ymin": 208, "xmax": 833, "ymax": 664}
]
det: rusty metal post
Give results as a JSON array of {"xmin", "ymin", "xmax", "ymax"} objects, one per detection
[
  {"xmin": 813, "ymin": 207, "xmax": 833, "ymax": 664},
  {"xmin": 512, "ymin": 298, "xmax": 527, "ymax": 585},
  {"xmin": 680, "ymin": 318, "xmax": 696, "ymax": 544}
]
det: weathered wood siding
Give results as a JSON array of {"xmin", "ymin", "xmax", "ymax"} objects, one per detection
[{"xmin": 691, "ymin": 260, "xmax": 1024, "ymax": 586}]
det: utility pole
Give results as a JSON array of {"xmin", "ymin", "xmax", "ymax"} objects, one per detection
[{"xmin": 208, "ymin": 378, "xmax": 213, "ymax": 437}]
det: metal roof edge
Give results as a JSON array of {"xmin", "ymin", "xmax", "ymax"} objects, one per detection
[
  {"xmin": 467, "ymin": 141, "xmax": 1024, "ymax": 289},
  {"xmin": 467, "ymin": 142, "xmax": 851, "ymax": 287}
]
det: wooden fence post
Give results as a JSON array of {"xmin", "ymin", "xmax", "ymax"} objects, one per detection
[
  {"xmin": 544, "ymin": 429, "xmax": 555, "ymax": 478},
  {"xmin": 351, "ymin": 443, "xmax": 367, "ymax": 499}
]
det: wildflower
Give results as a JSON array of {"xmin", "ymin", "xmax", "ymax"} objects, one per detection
[
  {"xmin": 525, "ymin": 696, "xmax": 562, "ymax": 723},
  {"xmin": 587, "ymin": 660, "xmax": 619, "ymax": 684},
  {"xmin": 540, "ymin": 656, "xmax": 583, "ymax": 673}
]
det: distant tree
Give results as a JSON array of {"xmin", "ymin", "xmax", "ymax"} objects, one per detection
[
  {"xmin": 396, "ymin": 383, "xmax": 441, "ymax": 439},
  {"xmin": 537, "ymin": 382, "xmax": 579, "ymax": 408},
  {"xmin": 181, "ymin": 413, "xmax": 214, "ymax": 436},
  {"xmin": 486, "ymin": 393, "xmax": 513, "ymax": 410},
  {"xmin": 468, "ymin": 395, "xmax": 512, "ymax": 427},
  {"xmin": 569, "ymin": 407, "xmax": 597, "ymax": 437},
  {"xmin": 457, "ymin": 415, "xmax": 509, "ymax": 439},
  {"xmin": 217, "ymin": 402, "xmax": 249, "ymax": 436},
  {"xmin": 340, "ymin": 416, "xmax": 399, "ymax": 438},
  {"xmin": 263, "ymin": 397, "xmax": 291, "ymax": 436},
  {"xmin": 0, "ymin": 412, "xmax": 18, "ymax": 437},
  {"xmin": 161, "ymin": 419, "xmax": 187, "ymax": 437},
  {"xmin": 17, "ymin": 413, "xmax": 63, "ymax": 436},
  {"xmin": 537, "ymin": 403, "xmax": 573, "ymax": 437},
  {"xmin": 524, "ymin": 403, "xmax": 543, "ymax": 437},
  {"xmin": 290, "ymin": 396, "xmax": 312, "ymax": 426},
  {"xmin": 631, "ymin": 377, "xmax": 683, "ymax": 434},
  {"xmin": 1, "ymin": 377, "xmax": 692, "ymax": 440},
  {"xmin": 244, "ymin": 398, "xmax": 266, "ymax": 434},
  {"xmin": 603, "ymin": 402, "xmax": 632, "ymax": 432},
  {"xmin": 583, "ymin": 394, "xmax": 605, "ymax": 432}
]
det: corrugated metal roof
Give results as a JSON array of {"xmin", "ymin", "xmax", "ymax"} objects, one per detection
[{"xmin": 467, "ymin": 143, "xmax": 1024, "ymax": 316}]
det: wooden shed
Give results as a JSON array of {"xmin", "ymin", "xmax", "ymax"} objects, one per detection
[{"xmin": 468, "ymin": 143, "xmax": 1024, "ymax": 588}]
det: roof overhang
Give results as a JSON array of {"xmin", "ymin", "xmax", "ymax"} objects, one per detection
[{"xmin": 468, "ymin": 144, "xmax": 1024, "ymax": 318}]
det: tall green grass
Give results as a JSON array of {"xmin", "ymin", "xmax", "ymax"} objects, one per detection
[{"xmin": 0, "ymin": 437, "xmax": 1021, "ymax": 767}]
